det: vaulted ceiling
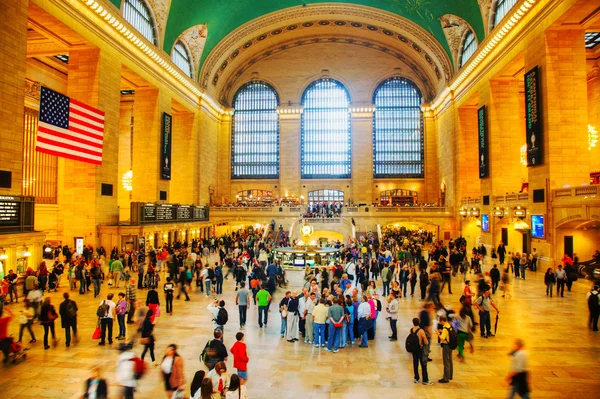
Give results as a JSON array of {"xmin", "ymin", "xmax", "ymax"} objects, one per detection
[{"xmin": 108, "ymin": 0, "xmax": 486, "ymax": 65}]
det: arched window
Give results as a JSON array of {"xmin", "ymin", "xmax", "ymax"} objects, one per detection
[
  {"xmin": 372, "ymin": 77, "xmax": 424, "ymax": 178},
  {"xmin": 459, "ymin": 30, "xmax": 477, "ymax": 68},
  {"xmin": 491, "ymin": 0, "xmax": 518, "ymax": 30},
  {"xmin": 172, "ymin": 41, "xmax": 193, "ymax": 78},
  {"xmin": 231, "ymin": 81, "xmax": 279, "ymax": 179},
  {"xmin": 301, "ymin": 79, "xmax": 351, "ymax": 179},
  {"xmin": 123, "ymin": 0, "xmax": 157, "ymax": 45}
]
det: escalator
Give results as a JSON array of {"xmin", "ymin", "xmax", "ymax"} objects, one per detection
[{"xmin": 577, "ymin": 257, "xmax": 600, "ymax": 282}]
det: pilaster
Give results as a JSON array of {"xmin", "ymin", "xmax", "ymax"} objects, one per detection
[
  {"xmin": 278, "ymin": 106, "xmax": 302, "ymax": 198},
  {"xmin": 350, "ymin": 106, "xmax": 374, "ymax": 204}
]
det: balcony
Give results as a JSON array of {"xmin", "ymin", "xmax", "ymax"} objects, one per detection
[
  {"xmin": 210, "ymin": 205, "xmax": 304, "ymax": 218},
  {"xmin": 345, "ymin": 206, "xmax": 451, "ymax": 216}
]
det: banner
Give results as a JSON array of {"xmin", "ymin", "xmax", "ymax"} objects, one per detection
[
  {"xmin": 161, "ymin": 112, "xmax": 172, "ymax": 180},
  {"xmin": 525, "ymin": 66, "xmax": 542, "ymax": 166},
  {"xmin": 478, "ymin": 105, "xmax": 488, "ymax": 178}
]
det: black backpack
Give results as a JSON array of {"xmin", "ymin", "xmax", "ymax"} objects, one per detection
[
  {"xmin": 386, "ymin": 268, "xmax": 393, "ymax": 281},
  {"xmin": 215, "ymin": 307, "xmax": 228, "ymax": 325},
  {"xmin": 96, "ymin": 300, "xmax": 109, "ymax": 318},
  {"xmin": 65, "ymin": 300, "xmax": 77, "ymax": 319},
  {"xmin": 207, "ymin": 268, "xmax": 215, "ymax": 280},
  {"xmin": 405, "ymin": 327, "xmax": 421, "ymax": 353},
  {"xmin": 588, "ymin": 292, "xmax": 600, "ymax": 311},
  {"xmin": 445, "ymin": 326, "xmax": 459, "ymax": 350}
]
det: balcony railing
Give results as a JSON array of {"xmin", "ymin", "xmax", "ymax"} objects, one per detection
[{"xmin": 553, "ymin": 185, "xmax": 598, "ymax": 200}]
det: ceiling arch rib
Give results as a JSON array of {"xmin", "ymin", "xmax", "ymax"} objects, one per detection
[
  {"xmin": 220, "ymin": 35, "xmax": 437, "ymax": 106},
  {"xmin": 173, "ymin": 24, "xmax": 207, "ymax": 81},
  {"xmin": 439, "ymin": 14, "xmax": 478, "ymax": 72},
  {"xmin": 201, "ymin": 4, "xmax": 453, "ymax": 101}
]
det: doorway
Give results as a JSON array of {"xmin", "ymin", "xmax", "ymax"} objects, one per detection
[
  {"xmin": 563, "ymin": 236, "xmax": 574, "ymax": 258},
  {"xmin": 521, "ymin": 231, "xmax": 530, "ymax": 255},
  {"xmin": 501, "ymin": 228, "xmax": 508, "ymax": 246}
]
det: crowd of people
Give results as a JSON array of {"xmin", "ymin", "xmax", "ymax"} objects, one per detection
[
  {"xmin": 1, "ymin": 225, "xmax": 598, "ymax": 398},
  {"xmin": 303, "ymin": 202, "xmax": 343, "ymax": 218}
]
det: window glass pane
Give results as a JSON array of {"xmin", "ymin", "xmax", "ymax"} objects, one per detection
[
  {"xmin": 172, "ymin": 42, "xmax": 193, "ymax": 78},
  {"xmin": 123, "ymin": 0, "xmax": 156, "ymax": 45},
  {"xmin": 308, "ymin": 189, "xmax": 344, "ymax": 204},
  {"xmin": 459, "ymin": 31, "xmax": 477, "ymax": 68},
  {"xmin": 492, "ymin": 0, "xmax": 518, "ymax": 29},
  {"xmin": 301, "ymin": 79, "xmax": 351, "ymax": 179},
  {"xmin": 372, "ymin": 77, "xmax": 424, "ymax": 178},
  {"xmin": 231, "ymin": 81, "xmax": 280, "ymax": 179}
]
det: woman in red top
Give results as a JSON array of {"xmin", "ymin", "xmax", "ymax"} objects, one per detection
[
  {"xmin": 0, "ymin": 306, "xmax": 14, "ymax": 363},
  {"xmin": 463, "ymin": 280, "xmax": 475, "ymax": 307},
  {"xmin": 229, "ymin": 332, "xmax": 249, "ymax": 382},
  {"xmin": 37, "ymin": 262, "xmax": 49, "ymax": 293}
]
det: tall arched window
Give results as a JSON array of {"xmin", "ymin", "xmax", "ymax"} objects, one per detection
[
  {"xmin": 491, "ymin": 0, "xmax": 518, "ymax": 30},
  {"xmin": 123, "ymin": 0, "xmax": 157, "ymax": 45},
  {"xmin": 459, "ymin": 30, "xmax": 477, "ymax": 68},
  {"xmin": 301, "ymin": 79, "xmax": 351, "ymax": 179},
  {"xmin": 308, "ymin": 189, "xmax": 345, "ymax": 204},
  {"xmin": 372, "ymin": 77, "xmax": 424, "ymax": 178},
  {"xmin": 172, "ymin": 41, "xmax": 193, "ymax": 78},
  {"xmin": 231, "ymin": 81, "xmax": 279, "ymax": 179}
]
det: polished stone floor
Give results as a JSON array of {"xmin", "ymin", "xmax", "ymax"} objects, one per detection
[{"xmin": 1, "ymin": 256, "xmax": 599, "ymax": 399}]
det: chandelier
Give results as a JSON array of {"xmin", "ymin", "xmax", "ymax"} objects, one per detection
[
  {"xmin": 589, "ymin": 124, "xmax": 598, "ymax": 150},
  {"xmin": 122, "ymin": 170, "xmax": 133, "ymax": 191}
]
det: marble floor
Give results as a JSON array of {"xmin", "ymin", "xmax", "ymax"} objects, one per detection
[{"xmin": 1, "ymin": 258, "xmax": 599, "ymax": 399}]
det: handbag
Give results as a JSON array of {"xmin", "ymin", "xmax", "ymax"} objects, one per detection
[
  {"xmin": 333, "ymin": 322, "xmax": 343, "ymax": 328},
  {"xmin": 140, "ymin": 337, "xmax": 150, "ymax": 345},
  {"xmin": 281, "ymin": 309, "xmax": 288, "ymax": 318},
  {"xmin": 155, "ymin": 307, "xmax": 161, "ymax": 317},
  {"xmin": 92, "ymin": 327, "xmax": 102, "ymax": 340}
]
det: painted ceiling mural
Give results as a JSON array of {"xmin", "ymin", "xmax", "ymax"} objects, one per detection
[{"xmin": 109, "ymin": 0, "xmax": 485, "ymax": 69}]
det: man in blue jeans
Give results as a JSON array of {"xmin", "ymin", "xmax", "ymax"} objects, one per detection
[
  {"xmin": 326, "ymin": 298, "xmax": 345, "ymax": 353},
  {"xmin": 312, "ymin": 298, "xmax": 328, "ymax": 347},
  {"xmin": 357, "ymin": 295, "xmax": 371, "ymax": 347},
  {"xmin": 255, "ymin": 285, "xmax": 271, "ymax": 328},
  {"xmin": 474, "ymin": 289, "xmax": 499, "ymax": 338},
  {"xmin": 279, "ymin": 291, "xmax": 291, "ymax": 337}
]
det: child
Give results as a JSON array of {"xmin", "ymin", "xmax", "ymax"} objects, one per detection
[{"xmin": 230, "ymin": 332, "xmax": 249, "ymax": 382}]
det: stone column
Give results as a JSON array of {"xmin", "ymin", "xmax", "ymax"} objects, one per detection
[
  {"xmin": 171, "ymin": 110, "xmax": 195, "ymax": 204},
  {"xmin": 350, "ymin": 107, "xmax": 374, "ymax": 204},
  {"xmin": 131, "ymin": 88, "xmax": 171, "ymax": 202},
  {"xmin": 216, "ymin": 111, "xmax": 232, "ymax": 203},
  {"xmin": 0, "ymin": 0, "xmax": 28, "ymax": 195},
  {"xmin": 587, "ymin": 64, "xmax": 600, "ymax": 172},
  {"xmin": 198, "ymin": 102, "xmax": 219, "ymax": 205},
  {"xmin": 423, "ymin": 108, "xmax": 439, "ymax": 203},
  {"xmin": 62, "ymin": 48, "xmax": 121, "ymax": 246},
  {"xmin": 278, "ymin": 107, "xmax": 302, "ymax": 198}
]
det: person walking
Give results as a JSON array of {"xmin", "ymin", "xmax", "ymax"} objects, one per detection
[
  {"xmin": 381, "ymin": 263, "xmax": 390, "ymax": 296},
  {"xmin": 140, "ymin": 309, "xmax": 156, "ymax": 365},
  {"xmin": 39, "ymin": 297, "xmax": 58, "ymax": 350},
  {"xmin": 519, "ymin": 254, "xmax": 528, "ymax": 280},
  {"xmin": 419, "ymin": 269, "xmax": 429, "ymax": 300},
  {"xmin": 506, "ymin": 339, "xmax": 530, "ymax": 399},
  {"xmin": 357, "ymin": 295, "xmax": 370, "ymax": 348},
  {"xmin": 474, "ymin": 289, "xmax": 499, "ymax": 338},
  {"xmin": 235, "ymin": 282, "xmax": 250, "ymax": 329},
  {"xmin": 116, "ymin": 343, "xmax": 136, "ymax": 398},
  {"xmin": 409, "ymin": 317, "xmax": 433, "ymax": 385},
  {"xmin": 111, "ymin": 257, "xmax": 124, "ymax": 288},
  {"xmin": 544, "ymin": 268, "xmax": 556, "ymax": 297},
  {"xmin": 58, "ymin": 292, "xmax": 78, "ymax": 347},
  {"xmin": 555, "ymin": 265, "xmax": 567, "ymax": 298},
  {"xmin": 126, "ymin": 278, "xmax": 137, "ymax": 324},
  {"xmin": 18, "ymin": 300, "xmax": 36, "ymax": 343},
  {"xmin": 490, "ymin": 264, "xmax": 501, "ymax": 294},
  {"xmin": 255, "ymin": 285, "xmax": 271, "ymax": 328},
  {"xmin": 83, "ymin": 367, "xmax": 108, "ymax": 399},
  {"xmin": 177, "ymin": 266, "xmax": 190, "ymax": 301},
  {"xmin": 161, "ymin": 344, "xmax": 185, "ymax": 399},
  {"xmin": 145, "ymin": 287, "xmax": 160, "ymax": 323},
  {"xmin": 497, "ymin": 242, "xmax": 506, "ymax": 265},
  {"xmin": 164, "ymin": 277, "xmax": 175, "ymax": 316},
  {"xmin": 386, "ymin": 291, "xmax": 399, "ymax": 341},
  {"xmin": 436, "ymin": 315, "xmax": 453, "ymax": 384},
  {"xmin": 586, "ymin": 284, "xmax": 599, "ymax": 331},
  {"xmin": 456, "ymin": 307, "xmax": 473, "ymax": 361}
]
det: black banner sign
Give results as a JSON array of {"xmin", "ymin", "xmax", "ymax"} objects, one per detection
[
  {"xmin": 525, "ymin": 66, "xmax": 542, "ymax": 166},
  {"xmin": 0, "ymin": 195, "xmax": 34, "ymax": 234},
  {"xmin": 130, "ymin": 202, "xmax": 209, "ymax": 225},
  {"xmin": 161, "ymin": 113, "xmax": 172, "ymax": 180},
  {"xmin": 478, "ymin": 105, "xmax": 488, "ymax": 178}
]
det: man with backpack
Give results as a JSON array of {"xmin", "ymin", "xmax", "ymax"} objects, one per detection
[
  {"xmin": 201, "ymin": 329, "xmax": 228, "ymax": 371},
  {"xmin": 208, "ymin": 300, "xmax": 228, "ymax": 335},
  {"xmin": 587, "ymin": 284, "xmax": 600, "ymax": 331},
  {"xmin": 58, "ymin": 292, "xmax": 78, "ymax": 347},
  {"xmin": 406, "ymin": 317, "xmax": 433, "ymax": 385},
  {"xmin": 436, "ymin": 315, "xmax": 456, "ymax": 383},
  {"xmin": 381, "ymin": 263, "xmax": 391, "ymax": 296},
  {"xmin": 474, "ymin": 289, "xmax": 499, "ymax": 338},
  {"xmin": 97, "ymin": 293, "xmax": 117, "ymax": 346}
]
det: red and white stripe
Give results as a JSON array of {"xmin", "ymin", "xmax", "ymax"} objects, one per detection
[{"xmin": 36, "ymin": 98, "xmax": 105, "ymax": 165}]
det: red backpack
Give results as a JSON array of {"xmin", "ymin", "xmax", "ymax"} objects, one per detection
[{"xmin": 130, "ymin": 357, "xmax": 146, "ymax": 379}]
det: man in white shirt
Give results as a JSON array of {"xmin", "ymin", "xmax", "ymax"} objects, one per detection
[
  {"xmin": 357, "ymin": 295, "xmax": 371, "ymax": 348},
  {"xmin": 506, "ymin": 339, "xmax": 530, "ymax": 399},
  {"xmin": 99, "ymin": 293, "xmax": 117, "ymax": 345},
  {"xmin": 304, "ymin": 292, "xmax": 316, "ymax": 344},
  {"xmin": 298, "ymin": 289, "xmax": 308, "ymax": 340},
  {"xmin": 346, "ymin": 261, "xmax": 356, "ymax": 288},
  {"xmin": 116, "ymin": 343, "xmax": 136, "ymax": 398}
]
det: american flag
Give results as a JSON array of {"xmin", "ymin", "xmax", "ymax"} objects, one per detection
[{"xmin": 37, "ymin": 86, "xmax": 105, "ymax": 165}]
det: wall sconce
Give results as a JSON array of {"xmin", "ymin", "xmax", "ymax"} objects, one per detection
[
  {"xmin": 23, "ymin": 246, "xmax": 31, "ymax": 257},
  {"xmin": 0, "ymin": 247, "xmax": 7, "ymax": 260},
  {"xmin": 493, "ymin": 207, "xmax": 504, "ymax": 219},
  {"xmin": 44, "ymin": 247, "xmax": 52, "ymax": 253},
  {"xmin": 513, "ymin": 206, "xmax": 526, "ymax": 219},
  {"xmin": 459, "ymin": 208, "xmax": 468, "ymax": 217},
  {"xmin": 470, "ymin": 208, "xmax": 480, "ymax": 217}
]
